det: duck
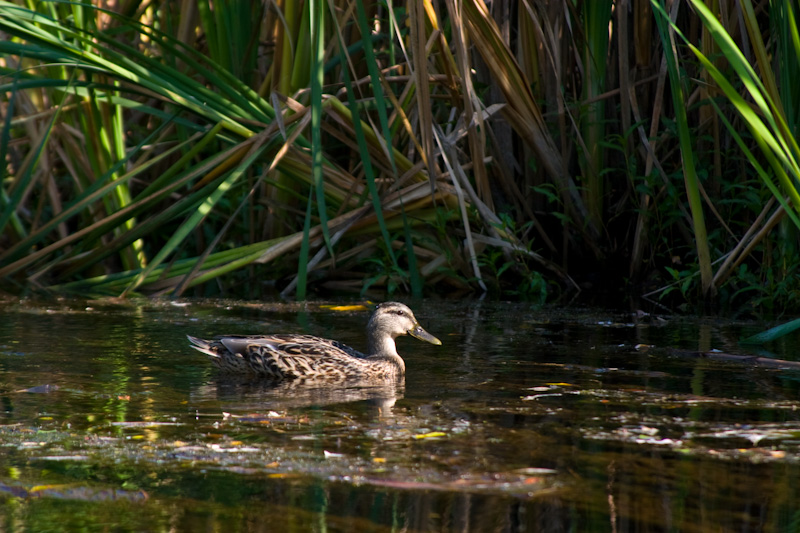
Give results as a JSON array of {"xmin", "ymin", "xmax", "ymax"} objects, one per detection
[{"xmin": 187, "ymin": 302, "xmax": 441, "ymax": 381}]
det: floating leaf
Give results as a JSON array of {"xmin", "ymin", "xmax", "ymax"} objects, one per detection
[
  {"xmin": 321, "ymin": 305, "xmax": 369, "ymax": 312},
  {"xmin": 413, "ymin": 431, "xmax": 446, "ymax": 440}
]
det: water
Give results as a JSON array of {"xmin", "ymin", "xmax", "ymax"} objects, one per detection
[{"xmin": 1, "ymin": 299, "xmax": 800, "ymax": 531}]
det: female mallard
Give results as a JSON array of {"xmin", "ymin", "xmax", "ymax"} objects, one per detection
[{"xmin": 187, "ymin": 302, "xmax": 441, "ymax": 381}]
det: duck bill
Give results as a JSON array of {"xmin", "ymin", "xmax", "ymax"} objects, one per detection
[{"xmin": 408, "ymin": 323, "xmax": 442, "ymax": 345}]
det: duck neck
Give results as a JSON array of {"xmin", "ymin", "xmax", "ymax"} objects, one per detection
[{"xmin": 367, "ymin": 334, "xmax": 406, "ymax": 373}]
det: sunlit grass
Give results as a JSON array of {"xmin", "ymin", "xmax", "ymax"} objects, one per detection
[{"xmin": 1, "ymin": 0, "xmax": 800, "ymax": 310}]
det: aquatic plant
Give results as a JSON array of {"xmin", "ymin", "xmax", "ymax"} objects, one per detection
[{"xmin": 1, "ymin": 0, "xmax": 799, "ymax": 311}]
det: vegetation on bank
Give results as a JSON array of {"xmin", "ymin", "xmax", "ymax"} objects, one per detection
[{"xmin": 0, "ymin": 0, "xmax": 799, "ymax": 314}]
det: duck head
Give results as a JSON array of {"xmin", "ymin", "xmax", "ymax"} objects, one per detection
[{"xmin": 368, "ymin": 302, "xmax": 442, "ymax": 345}]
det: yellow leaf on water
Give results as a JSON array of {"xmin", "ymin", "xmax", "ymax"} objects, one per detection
[
  {"xmin": 413, "ymin": 431, "xmax": 446, "ymax": 440},
  {"xmin": 322, "ymin": 305, "xmax": 368, "ymax": 312},
  {"xmin": 373, "ymin": 457, "xmax": 386, "ymax": 463},
  {"xmin": 30, "ymin": 484, "xmax": 71, "ymax": 493}
]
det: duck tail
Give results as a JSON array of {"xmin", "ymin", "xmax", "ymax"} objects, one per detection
[{"xmin": 186, "ymin": 335, "xmax": 218, "ymax": 358}]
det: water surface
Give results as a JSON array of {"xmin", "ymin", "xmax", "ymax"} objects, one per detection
[{"xmin": 1, "ymin": 299, "xmax": 800, "ymax": 532}]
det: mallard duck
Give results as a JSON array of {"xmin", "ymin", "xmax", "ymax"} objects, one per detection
[{"xmin": 187, "ymin": 302, "xmax": 441, "ymax": 381}]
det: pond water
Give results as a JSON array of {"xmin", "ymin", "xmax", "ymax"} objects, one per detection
[{"xmin": 1, "ymin": 299, "xmax": 800, "ymax": 532}]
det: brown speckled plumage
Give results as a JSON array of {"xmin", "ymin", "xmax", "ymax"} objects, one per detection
[{"xmin": 187, "ymin": 302, "xmax": 441, "ymax": 381}]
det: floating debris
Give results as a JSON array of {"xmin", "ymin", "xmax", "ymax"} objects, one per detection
[
  {"xmin": 413, "ymin": 431, "xmax": 446, "ymax": 440},
  {"xmin": 0, "ymin": 480, "xmax": 147, "ymax": 502},
  {"xmin": 323, "ymin": 450, "xmax": 344, "ymax": 458}
]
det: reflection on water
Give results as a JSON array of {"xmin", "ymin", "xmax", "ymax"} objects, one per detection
[
  {"xmin": 1, "ymin": 299, "xmax": 800, "ymax": 531},
  {"xmin": 194, "ymin": 377, "xmax": 403, "ymax": 413}
]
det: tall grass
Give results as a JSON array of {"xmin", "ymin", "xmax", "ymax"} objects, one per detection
[
  {"xmin": 651, "ymin": 0, "xmax": 800, "ymax": 308},
  {"xmin": 652, "ymin": 0, "xmax": 713, "ymax": 296},
  {"xmin": 0, "ymin": 1, "xmax": 463, "ymax": 297},
  {"xmin": 1, "ymin": 0, "xmax": 799, "ymax": 311}
]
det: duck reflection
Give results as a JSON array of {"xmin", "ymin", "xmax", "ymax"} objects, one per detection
[{"xmin": 192, "ymin": 376, "xmax": 404, "ymax": 415}]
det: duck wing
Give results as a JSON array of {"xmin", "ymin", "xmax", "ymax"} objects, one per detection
[{"xmin": 220, "ymin": 334, "xmax": 368, "ymax": 379}]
